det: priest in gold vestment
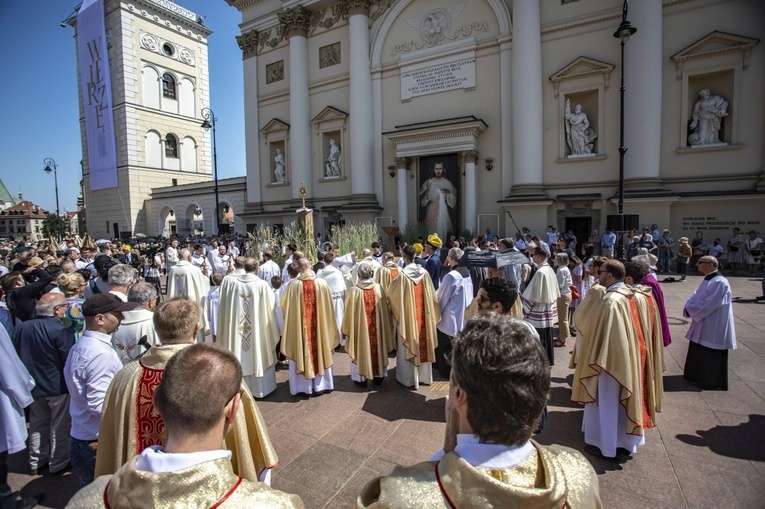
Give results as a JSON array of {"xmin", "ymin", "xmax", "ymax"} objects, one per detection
[
  {"xmin": 358, "ymin": 314, "xmax": 601, "ymax": 508},
  {"xmin": 386, "ymin": 245, "xmax": 441, "ymax": 389},
  {"xmin": 280, "ymin": 257, "xmax": 340, "ymax": 396},
  {"xmin": 68, "ymin": 344, "xmax": 302, "ymax": 509},
  {"xmin": 342, "ymin": 263, "xmax": 395, "ymax": 386},
  {"xmin": 374, "ymin": 252, "xmax": 400, "ymax": 296},
  {"xmin": 166, "ymin": 249, "xmax": 209, "ymax": 342},
  {"xmin": 571, "ymin": 260, "xmax": 663, "ymax": 459},
  {"xmin": 93, "ymin": 298, "xmax": 278, "ymax": 484}
]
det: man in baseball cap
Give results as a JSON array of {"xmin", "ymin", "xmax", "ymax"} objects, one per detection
[{"xmin": 64, "ymin": 294, "xmax": 138, "ymax": 487}]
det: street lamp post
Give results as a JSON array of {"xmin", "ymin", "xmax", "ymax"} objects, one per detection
[
  {"xmin": 43, "ymin": 158, "xmax": 61, "ymax": 217},
  {"xmin": 200, "ymin": 107, "xmax": 219, "ymax": 236},
  {"xmin": 613, "ymin": 0, "xmax": 637, "ymax": 260}
]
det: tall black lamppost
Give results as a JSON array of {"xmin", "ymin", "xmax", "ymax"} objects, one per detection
[
  {"xmin": 200, "ymin": 107, "xmax": 219, "ymax": 236},
  {"xmin": 43, "ymin": 157, "xmax": 61, "ymax": 220},
  {"xmin": 613, "ymin": 0, "xmax": 637, "ymax": 260}
]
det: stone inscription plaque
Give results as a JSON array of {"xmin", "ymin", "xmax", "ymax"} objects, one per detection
[{"xmin": 400, "ymin": 58, "xmax": 475, "ymax": 100}]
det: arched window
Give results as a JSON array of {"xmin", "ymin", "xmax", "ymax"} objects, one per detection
[
  {"xmin": 165, "ymin": 134, "xmax": 178, "ymax": 158},
  {"xmin": 162, "ymin": 73, "xmax": 176, "ymax": 99}
]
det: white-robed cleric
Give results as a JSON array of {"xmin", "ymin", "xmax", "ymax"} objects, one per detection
[
  {"xmin": 217, "ymin": 272, "xmax": 279, "ymax": 398},
  {"xmin": 317, "ymin": 264, "xmax": 346, "ymax": 346},
  {"xmin": 0, "ymin": 325, "xmax": 35, "ymax": 457},
  {"xmin": 436, "ymin": 267, "xmax": 473, "ymax": 338},
  {"xmin": 167, "ymin": 260, "xmax": 210, "ymax": 341},
  {"xmin": 205, "ymin": 286, "xmax": 220, "ymax": 340}
]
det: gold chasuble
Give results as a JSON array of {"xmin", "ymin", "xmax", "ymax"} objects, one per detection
[
  {"xmin": 374, "ymin": 263, "xmax": 400, "ymax": 296},
  {"xmin": 358, "ymin": 442, "xmax": 602, "ymax": 508},
  {"xmin": 387, "ymin": 264, "xmax": 440, "ymax": 366},
  {"xmin": 571, "ymin": 285, "xmax": 660, "ymax": 436},
  {"xmin": 68, "ymin": 457, "xmax": 304, "ymax": 509},
  {"xmin": 94, "ymin": 344, "xmax": 278, "ymax": 481},
  {"xmin": 342, "ymin": 280, "xmax": 395, "ymax": 379},
  {"xmin": 280, "ymin": 273, "xmax": 339, "ymax": 379},
  {"xmin": 569, "ymin": 284, "xmax": 606, "ymax": 369}
]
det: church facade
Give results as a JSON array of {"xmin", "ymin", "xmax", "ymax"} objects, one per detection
[{"xmin": 222, "ymin": 0, "xmax": 763, "ymax": 245}]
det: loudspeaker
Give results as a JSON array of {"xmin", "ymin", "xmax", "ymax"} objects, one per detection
[{"xmin": 606, "ymin": 214, "xmax": 639, "ymax": 232}]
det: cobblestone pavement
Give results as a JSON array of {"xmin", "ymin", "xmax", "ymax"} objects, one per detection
[{"xmin": 7, "ymin": 273, "xmax": 765, "ymax": 508}]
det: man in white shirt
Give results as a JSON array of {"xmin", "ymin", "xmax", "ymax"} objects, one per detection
[
  {"xmin": 165, "ymin": 240, "xmax": 179, "ymax": 277},
  {"xmin": 211, "ymin": 245, "xmax": 232, "ymax": 276},
  {"xmin": 258, "ymin": 250, "xmax": 281, "ymax": 284},
  {"xmin": 64, "ymin": 293, "xmax": 137, "ymax": 487},
  {"xmin": 546, "ymin": 226, "xmax": 560, "ymax": 245}
]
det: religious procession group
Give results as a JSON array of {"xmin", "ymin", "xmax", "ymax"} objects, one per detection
[{"xmin": 0, "ymin": 227, "xmax": 736, "ymax": 508}]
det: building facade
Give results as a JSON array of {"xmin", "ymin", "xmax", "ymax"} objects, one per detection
[
  {"xmin": 0, "ymin": 201, "xmax": 48, "ymax": 242},
  {"xmin": 222, "ymin": 0, "xmax": 763, "ymax": 245},
  {"xmin": 69, "ymin": 0, "xmax": 214, "ymax": 238}
]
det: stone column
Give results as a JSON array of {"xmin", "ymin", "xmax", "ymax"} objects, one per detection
[
  {"xmin": 624, "ymin": 0, "xmax": 662, "ymax": 189},
  {"xmin": 510, "ymin": 0, "xmax": 544, "ymax": 195},
  {"xmin": 395, "ymin": 157, "xmax": 409, "ymax": 227},
  {"xmin": 236, "ymin": 30, "xmax": 262, "ymax": 206},
  {"xmin": 345, "ymin": 0, "xmax": 376, "ymax": 202},
  {"xmin": 279, "ymin": 7, "xmax": 313, "ymax": 201},
  {"xmin": 463, "ymin": 150, "xmax": 478, "ymax": 233}
]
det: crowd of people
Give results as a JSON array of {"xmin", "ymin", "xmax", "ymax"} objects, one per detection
[{"xmin": 0, "ymin": 220, "xmax": 753, "ymax": 507}]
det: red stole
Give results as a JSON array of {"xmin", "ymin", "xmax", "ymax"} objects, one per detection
[
  {"xmin": 135, "ymin": 364, "xmax": 165, "ymax": 454},
  {"xmin": 303, "ymin": 279, "xmax": 319, "ymax": 373},
  {"xmin": 362, "ymin": 288, "xmax": 380, "ymax": 377}
]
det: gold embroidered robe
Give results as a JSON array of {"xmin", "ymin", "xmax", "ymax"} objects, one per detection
[
  {"xmin": 280, "ymin": 272, "xmax": 339, "ymax": 379},
  {"xmin": 386, "ymin": 264, "xmax": 440, "ymax": 366},
  {"xmin": 357, "ymin": 442, "xmax": 602, "ymax": 509},
  {"xmin": 342, "ymin": 280, "xmax": 395, "ymax": 379},
  {"xmin": 68, "ymin": 457, "xmax": 303, "ymax": 508},
  {"xmin": 94, "ymin": 344, "xmax": 278, "ymax": 481}
]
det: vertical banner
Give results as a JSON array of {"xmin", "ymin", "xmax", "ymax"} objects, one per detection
[{"xmin": 77, "ymin": 0, "xmax": 118, "ymax": 190}]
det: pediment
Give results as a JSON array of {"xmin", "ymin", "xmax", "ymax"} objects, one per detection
[
  {"xmin": 548, "ymin": 57, "xmax": 614, "ymax": 96},
  {"xmin": 260, "ymin": 118, "xmax": 290, "ymax": 134},
  {"xmin": 311, "ymin": 106, "xmax": 349, "ymax": 125},
  {"xmin": 671, "ymin": 31, "xmax": 759, "ymax": 78}
]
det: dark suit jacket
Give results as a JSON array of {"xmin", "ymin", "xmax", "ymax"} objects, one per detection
[{"xmin": 12, "ymin": 316, "xmax": 75, "ymax": 399}]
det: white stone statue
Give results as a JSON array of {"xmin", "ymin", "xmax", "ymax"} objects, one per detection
[
  {"xmin": 688, "ymin": 88, "xmax": 728, "ymax": 146},
  {"xmin": 325, "ymin": 139, "xmax": 342, "ymax": 178},
  {"xmin": 565, "ymin": 99, "xmax": 597, "ymax": 156},
  {"xmin": 274, "ymin": 148, "xmax": 286, "ymax": 183}
]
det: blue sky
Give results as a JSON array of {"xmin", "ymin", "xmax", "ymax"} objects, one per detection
[{"xmin": 0, "ymin": 0, "xmax": 245, "ymax": 213}]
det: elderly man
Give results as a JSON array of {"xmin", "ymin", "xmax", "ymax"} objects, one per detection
[
  {"xmin": 70, "ymin": 344, "xmax": 300, "ymax": 508},
  {"xmin": 434, "ymin": 247, "xmax": 472, "ymax": 378},
  {"xmin": 64, "ymin": 294, "xmax": 137, "ymax": 487},
  {"xmin": 387, "ymin": 244, "xmax": 441, "ymax": 389},
  {"xmin": 358, "ymin": 314, "xmax": 602, "ymax": 508},
  {"xmin": 683, "ymin": 256, "xmax": 736, "ymax": 390},
  {"xmin": 521, "ymin": 246, "xmax": 560, "ymax": 366},
  {"xmin": 95, "ymin": 298, "xmax": 278, "ymax": 484},
  {"xmin": 571, "ymin": 260, "xmax": 662, "ymax": 459},
  {"xmin": 12, "ymin": 293, "xmax": 75, "ymax": 476},
  {"xmin": 342, "ymin": 263, "xmax": 394, "ymax": 387},
  {"xmin": 105, "ymin": 263, "xmax": 137, "ymax": 302},
  {"xmin": 280, "ymin": 257, "xmax": 339, "ymax": 396},
  {"xmin": 110, "ymin": 282, "xmax": 159, "ymax": 364},
  {"xmin": 217, "ymin": 258, "xmax": 279, "ymax": 398},
  {"xmin": 167, "ymin": 249, "xmax": 210, "ymax": 342}
]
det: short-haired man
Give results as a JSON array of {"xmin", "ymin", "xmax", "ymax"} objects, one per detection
[
  {"xmin": 64, "ymin": 293, "xmax": 137, "ymax": 486},
  {"xmin": 281, "ymin": 257, "xmax": 339, "ymax": 396},
  {"xmin": 358, "ymin": 314, "xmax": 602, "ymax": 508},
  {"xmin": 317, "ymin": 253, "xmax": 347, "ymax": 346},
  {"xmin": 164, "ymin": 239, "xmax": 179, "ymax": 277},
  {"xmin": 601, "ymin": 229, "xmax": 617, "ymax": 259},
  {"xmin": 342, "ymin": 263, "xmax": 395, "ymax": 387},
  {"xmin": 625, "ymin": 258, "xmax": 671, "ymax": 347},
  {"xmin": 69, "ymin": 344, "xmax": 302, "ymax": 508},
  {"xmin": 682, "ymin": 256, "xmax": 736, "ymax": 390},
  {"xmin": 94, "ymin": 298, "xmax": 278, "ymax": 483},
  {"xmin": 387, "ymin": 244, "xmax": 441, "ymax": 388},
  {"xmin": 434, "ymin": 248, "xmax": 472, "ymax": 378},
  {"xmin": 521, "ymin": 246, "xmax": 560, "ymax": 366},
  {"xmin": 106, "ymin": 263, "xmax": 137, "ymax": 302},
  {"xmin": 571, "ymin": 260, "xmax": 662, "ymax": 459},
  {"xmin": 258, "ymin": 249, "xmax": 281, "ymax": 284},
  {"xmin": 374, "ymin": 252, "xmax": 400, "ymax": 296},
  {"xmin": 217, "ymin": 258, "xmax": 279, "ymax": 398},
  {"xmin": 110, "ymin": 282, "xmax": 159, "ymax": 364},
  {"xmin": 12, "ymin": 293, "xmax": 75, "ymax": 475}
]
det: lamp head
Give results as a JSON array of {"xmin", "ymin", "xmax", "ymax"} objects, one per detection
[
  {"xmin": 200, "ymin": 119, "xmax": 212, "ymax": 131},
  {"xmin": 44, "ymin": 165, "xmax": 53, "ymax": 174},
  {"xmin": 614, "ymin": 21, "xmax": 637, "ymax": 42}
]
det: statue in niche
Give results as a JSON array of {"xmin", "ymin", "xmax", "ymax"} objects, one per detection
[
  {"xmin": 688, "ymin": 89, "xmax": 728, "ymax": 146},
  {"xmin": 325, "ymin": 139, "xmax": 342, "ymax": 177},
  {"xmin": 273, "ymin": 148, "xmax": 286, "ymax": 183},
  {"xmin": 565, "ymin": 99, "xmax": 597, "ymax": 155}
]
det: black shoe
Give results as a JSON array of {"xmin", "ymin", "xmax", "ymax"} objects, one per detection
[
  {"xmin": 13, "ymin": 492, "xmax": 44, "ymax": 509},
  {"xmin": 373, "ymin": 377, "xmax": 384, "ymax": 386},
  {"xmin": 49, "ymin": 463, "xmax": 72, "ymax": 476},
  {"xmin": 755, "ymin": 295, "xmax": 765, "ymax": 301},
  {"xmin": 353, "ymin": 380, "xmax": 368, "ymax": 388},
  {"xmin": 616, "ymin": 447, "xmax": 633, "ymax": 457}
]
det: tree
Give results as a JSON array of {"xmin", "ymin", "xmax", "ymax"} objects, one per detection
[{"xmin": 42, "ymin": 213, "xmax": 68, "ymax": 239}]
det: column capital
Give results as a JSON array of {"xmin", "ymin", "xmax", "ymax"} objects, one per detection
[
  {"xmin": 235, "ymin": 30, "xmax": 259, "ymax": 59},
  {"xmin": 395, "ymin": 157, "xmax": 410, "ymax": 169},
  {"xmin": 463, "ymin": 150, "xmax": 479, "ymax": 163},
  {"xmin": 339, "ymin": 0, "xmax": 371, "ymax": 18},
  {"xmin": 278, "ymin": 6, "xmax": 313, "ymax": 39}
]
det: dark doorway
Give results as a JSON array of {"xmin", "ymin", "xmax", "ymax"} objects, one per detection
[
  {"xmin": 565, "ymin": 217, "xmax": 591, "ymax": 253},
  {"xmin": 112, "ymin": 222, "xmax": 119, "ymax": 239}
]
